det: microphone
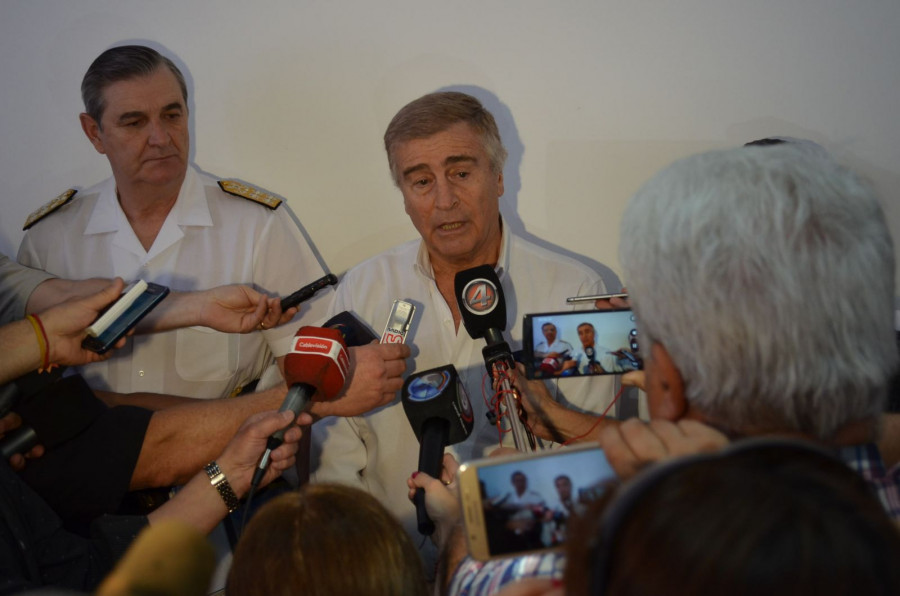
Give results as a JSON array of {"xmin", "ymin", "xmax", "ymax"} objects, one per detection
[
  {"xmin": 279, "ymin": 273, "xmax": 338, "ymax": 311},
  {"xmin": 323, "ymin": 311, "xmax": 378, "ymax": 347},
  {"xmin": 402, "ymin": 365, "xmax": 474, "ymax": 535},
  {"xmin": 251, "ymin": 326, "xmax": 349, "ymax": 487},
  {"xmin": 455, "ymin": 265, "xmax": 535, "ymax": 451}
]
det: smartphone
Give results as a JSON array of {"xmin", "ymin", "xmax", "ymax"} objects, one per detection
[
  {"xmin": 522, "ymin": 309, "xmax": 641, "ymax": 379},
  {"xmin": 566, "ymin": 292, "xmax": 628, "ymax": 303},
  {"xmin": 458, "ymin": 445, "xmax": 617, "ymax": 560},
  {"xmin": 82, "ymin": 281, "xmax": 170, "ymax": 354}
]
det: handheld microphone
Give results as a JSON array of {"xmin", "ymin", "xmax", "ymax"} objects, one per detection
[
  {"xmin": 402, "ymin": 365, "xmax": 474, "ymax": 535},
  {"xmin": 251, "ymin": 326, "xmax": 349, "ymax": 488},
  {"xmin": 279, "ymin": 273, "xmax": 338, "ymax": 312},
  {"xmin": 455, "ymin": 265, "xmax": 535, "ymax": 452}
]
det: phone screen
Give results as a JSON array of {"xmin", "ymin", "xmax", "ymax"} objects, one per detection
[
  {"xmin": 458, "ymin": 446, "xmax": 617, "ymax": 560},
  {"xmin": 522, "ymin": 309, "xmax": 642, "ymax": 379}
]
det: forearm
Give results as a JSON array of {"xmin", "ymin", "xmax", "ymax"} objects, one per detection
[
  {"xmin": 26, "ymin": 277, "xmax": 110, "ymax": 313},
  {"xmin": 129, "ymin": 386, "xmax": 284, "ymax": 489},
  {"xmin": 94, "ymin": 390, "xmax": 198, "ymax": 411},
  {"xmin": 0, "ymin": 319, "xmax": 43, "ymax": 384},
  {"xmin": 146, "ymin": 467, "xmax": 230, "ymax": 534},
  {"xmin": 135, "ymin": 291, "xmax": 201, "ymax": 333}
]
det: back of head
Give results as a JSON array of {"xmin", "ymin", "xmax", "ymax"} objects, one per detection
[
  {"xmin": 82, "ymin": 44, "xmax": 188, "ymax": 124},
  {"xmin": 383, "ymin": 91, "xmax": 507, "ymax": 184},
  {"xmin": 227, "ymin": 484, "xmax": 428, "ymax": 596},
  {"xmin": 619, "ymin": 144, "xmax": 897, "ymax": 440},
  {"xmin": 566, "ymin": 441, "xmax": 900, "ymax": 596}
]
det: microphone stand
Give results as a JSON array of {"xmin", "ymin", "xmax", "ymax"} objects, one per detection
[{"xmin": 483, "ymin": 329, "xmax": 536, "ymax": 452}]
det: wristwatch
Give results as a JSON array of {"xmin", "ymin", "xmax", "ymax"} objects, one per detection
[{"xmin": 204, "ymin": 461, "xmax": 241, "ymax": 513}]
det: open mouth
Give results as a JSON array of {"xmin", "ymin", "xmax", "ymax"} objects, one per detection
[{"xmin": 438, "ymin": 222, "xmax": 465, "ymax": 231}]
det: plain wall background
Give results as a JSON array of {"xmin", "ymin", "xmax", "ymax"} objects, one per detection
[{"xmin": 2, "ymin": 0, "xmax": 898, "ymax": 294}]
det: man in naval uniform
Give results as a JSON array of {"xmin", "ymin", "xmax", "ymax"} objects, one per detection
[{"xmin": 18, "ymin": 45, "xmax": 332, "ymax": 402}]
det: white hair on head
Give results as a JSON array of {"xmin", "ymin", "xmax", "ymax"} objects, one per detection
[{"xmin": 620, "ymin": 144, "xmax": 897, "ymax": 440}]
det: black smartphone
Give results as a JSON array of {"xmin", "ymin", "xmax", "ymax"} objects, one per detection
[
  {"xmin": 522, "ymin": 309, "xmax": 642, "ymax": 379},
  {"xmin": 458, "ymin": 445, "xmax": 617, "ymax": 560},
  {"xmin": 81, "ymin": 281, "xmax": 170, "ymax": 354}
]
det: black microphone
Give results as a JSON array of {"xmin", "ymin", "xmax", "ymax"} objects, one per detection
[
  {"xmin": 279, "ymin": 273, "xmax": 338, "ymax": 311},
  {"xmin": 323, "ymin": 311, "xmax": 378, "ymax": 347},
  {"xmin": 402, "ymin": 365, "xmax": 474, "ymax": 535},
  {"xmin": 455, "ymin": 265, "xmax": 535, "ymax": 451}
]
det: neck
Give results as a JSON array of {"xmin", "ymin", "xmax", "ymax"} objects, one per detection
[{"xmin": 116, "ymin": 179, "xmax": 182, "ymax": 252}]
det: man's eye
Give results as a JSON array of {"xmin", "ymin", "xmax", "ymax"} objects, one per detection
[
  {"xmin": 454, "ymin": 171, "xmax": 470, "ymax": 179},
  {"xmin": 413, "ymin": 178, "xmax": 430, "ymax": 187},
  {"xmin": 165, "ymin": 112, "xmax": 182, "ymax": 121}
]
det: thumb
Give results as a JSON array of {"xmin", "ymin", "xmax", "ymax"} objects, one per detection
[{"xmin": 81, "ymin": 278, "xmax": 126, "ymax": 312}]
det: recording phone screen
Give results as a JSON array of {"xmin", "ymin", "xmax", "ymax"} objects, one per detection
[{"xmin": 522, "ymin": 309, "xmax": 642, "ymax": 379}]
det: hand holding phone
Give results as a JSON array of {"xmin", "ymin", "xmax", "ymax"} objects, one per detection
[
  {"xmin": 458, "ymin": 445, "xmax": 616, "ymax": 560},
  {"xmin": 82, "ymin": 281, "xmax": 170, "ymax": 354},
  {"xmin": 523, "ymin": 309, "xmax": 642, "ymax": 379}
]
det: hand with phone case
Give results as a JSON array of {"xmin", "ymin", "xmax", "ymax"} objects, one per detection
[{"xmin": 4, "ymin": 279, "xmax": 129, "ymax": 384}]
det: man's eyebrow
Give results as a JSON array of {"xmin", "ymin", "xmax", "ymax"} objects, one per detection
[
  {"xmin": 444, "ymin": 155, "xmax": 478, "ymax": 166},
  {"xmin": 401, "ymin": 163, "xmax": 429, "ymax": 179},
  {"xmin": 162, "ymin": 102, "xmax": 184, "ymax": 112}
]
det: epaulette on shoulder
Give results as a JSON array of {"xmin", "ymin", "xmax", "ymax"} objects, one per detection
[
  {"xmin": 217, "ymin": 180, "xmax": 283, "ymax": 210},
  {"xmin": 23, "ymin": 189, "xmax": 79, "ymax": 230}
]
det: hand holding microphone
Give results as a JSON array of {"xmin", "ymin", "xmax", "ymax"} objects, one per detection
[
  {"xmin": 251, "ymin": 326, "xmax": 350, "ymax": 489},
  {"xmin": 402, "ymin": 365, "xmax": 474, "ymax": 535}
]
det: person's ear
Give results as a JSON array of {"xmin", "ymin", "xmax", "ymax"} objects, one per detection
[
  {"xmin": 645, "ymin": 342, "xmax": 687, "ymax": 421},
  {"xmin": 80, "ymin": 113, "xmax": 106, "ymax": 154}
]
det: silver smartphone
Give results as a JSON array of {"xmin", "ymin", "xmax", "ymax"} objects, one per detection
[
  {"xmin": 458, "ymin": 445, "xmax": 617, "ymax": 560},
  {"xmin": 566, "ymin": 293, "xmax": 628, "ymax": 303}
]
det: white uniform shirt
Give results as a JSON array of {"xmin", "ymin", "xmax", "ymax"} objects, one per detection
[
  {"xmin": 18, "ymin": 166, "xmax": 331, "ymax": 398},
  {"xmin": 311, "ymin": 219, "xmax": 616, "ymax": 566}
]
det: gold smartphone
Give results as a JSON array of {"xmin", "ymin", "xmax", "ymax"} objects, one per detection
[{"xmin": 457, "ymin": 445, "xmax": 616, "ymax": 561}]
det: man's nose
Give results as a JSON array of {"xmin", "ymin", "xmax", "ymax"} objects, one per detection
[
  {"xmin": 434, "ymin": 180, "xmax": 459, "ymax": 209},
  {"xmin": 147, "ymin": 118, "xmax": 169, "ymax": 146}
]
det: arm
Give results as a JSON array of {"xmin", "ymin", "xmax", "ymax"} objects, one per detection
[
  {"xmin": 1, "ymin": 278, "xmax": 126, "ymax": 384},
  {"xmin": 138, "ymin": 285, "xmax": 298, "ymax": 334},
  {"xmin": 146, "ymin": 409, "xmax": 302, "ymax": 534}
]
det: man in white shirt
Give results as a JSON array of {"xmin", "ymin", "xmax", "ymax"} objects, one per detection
[{"xmin": 311, "ymin": 91, "xmax": 618, "ymax": 570}]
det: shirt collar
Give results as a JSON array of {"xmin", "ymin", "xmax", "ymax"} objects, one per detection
[
  {"xmin": 83, "ymin": 165, "xmax": 211, "ymax": 235},
  {"xmin": 413, "ymin": 214, "xmax": 510, "ymax": 281}
]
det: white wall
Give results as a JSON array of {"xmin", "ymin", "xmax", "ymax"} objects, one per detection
[{"xmin": 2, "ymin": 0, "xmax": 899, "ymax": 293}]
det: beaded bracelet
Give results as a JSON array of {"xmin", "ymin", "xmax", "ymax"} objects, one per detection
[{"xmin": 26, "ymin": 314, "xmax": 50, "ymax": 372}]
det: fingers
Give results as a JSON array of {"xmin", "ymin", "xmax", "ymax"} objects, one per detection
[
  {"xmin": 0, "ymin": 412, "xmax": 23, "ymax": 435},
  {"xmin": 83, "ymin": 277, "xmax": 126, "ymax": 312},
  {"xmin": 441, "ymin": 453, "xmax": 461, "ymax": 483},
  {"xmin": 621, "ymin": 370, "xmax": 646, "ymax": 390}
]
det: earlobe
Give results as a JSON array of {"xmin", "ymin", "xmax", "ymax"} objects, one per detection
[
  {"xmin": 79, "ymin": 113, "xmax": 106, "ymax": 154},
  {"xmin": 497, "ymin": 171, "xmax": 505, "ymax": 197},
  {"xmin": 647, "ymin": 343, "xmax": 687, "ymax": 421}
]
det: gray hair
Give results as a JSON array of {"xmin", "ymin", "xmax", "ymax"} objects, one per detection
[
  {"xmin": 383, "ymin": 91, "xmax": 507, "ymax": 185},
  {"xmin": 81, "ymin": 45, "xmax": 187, "ymax": 126},
  {"xmin": 619, "ymin": 145, "xmax": 897, "ymax": 440}
]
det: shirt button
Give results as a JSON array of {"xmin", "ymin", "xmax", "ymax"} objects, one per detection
[{"xmin": 139, "ymin": 370, "xmax": 145, "ymax": 377}]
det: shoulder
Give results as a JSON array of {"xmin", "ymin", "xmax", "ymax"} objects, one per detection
[
  {"xmin": 215, "ymin": 179, "xmax": 283, "ymax": 210},
  {"xmin": 22, "ymin": 189, "xmax": 79, "ymax": 230},
  {"xmin": 508, "ymin": 233, "xmax": 598, "ymax": 276},
  {"xmin": 343, "ymin": 239, "xmax": 421, "ymax": 280}
]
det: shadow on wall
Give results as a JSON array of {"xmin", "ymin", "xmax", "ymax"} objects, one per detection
[{"xmin": 436, "ymin": 84, "xmax": 622, "ymax": 292}]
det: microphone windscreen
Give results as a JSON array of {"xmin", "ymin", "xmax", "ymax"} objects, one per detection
[
  {"xmin": 402, "ymin": 365, "xmax": 474, "ymax": 446},
  {"xmin": 95, "ymin": 520, "xmax": 215, "ymax": 596},
  {"xmin": 284, "ymin": 326, "xmax": 350, "ymax": 400},
  {"xmin": 454, "ymin": 265, "xmax": 507, "ymax": 339}
]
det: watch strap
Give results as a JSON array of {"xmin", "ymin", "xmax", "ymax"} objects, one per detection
[{"xmin": 204, "ymin": 461, "xmax": 241, "ymax": 513}]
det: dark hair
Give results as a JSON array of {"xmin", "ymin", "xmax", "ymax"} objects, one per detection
[
  {"xmin": 565, "ymin": 440, "xmax": 900, "ymax": 596},
  {"xmin": 81, "ymin": 45, "xmax": 187, "ymax": 126},
  {"xmin": 383, "ymin": 91, "xmax": 507, "ymax": 185},
  {"xmin": 227, "ymin": 484, "xmax": 428, "ymax": 596}
]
